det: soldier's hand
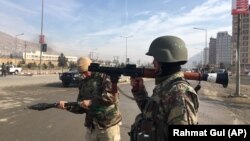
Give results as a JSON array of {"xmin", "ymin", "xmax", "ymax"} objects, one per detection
[
  {"xmin": 57, "ymin": 101, "xmax": 68, "ymax": 109},
  {"xmin": 80, "ymin": 100, "xmax": 92, "ymax": 109},
  {"xmin": 130, "ymin": 77, "xmax": 144, "ymax": 92}
]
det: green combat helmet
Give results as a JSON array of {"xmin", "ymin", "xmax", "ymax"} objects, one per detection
[{"xmin": 146, "ymin": 35, "xmax": 188, "ymax": 64}]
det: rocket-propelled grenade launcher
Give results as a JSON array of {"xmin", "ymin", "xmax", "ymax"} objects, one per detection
[{"xmin": 88, "ymin": 63, "xmax": 228, "ymax": 88}]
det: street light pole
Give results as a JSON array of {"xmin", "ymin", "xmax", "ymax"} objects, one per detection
[
  {"xmin": 120, "ymin": 35, "xmax": 133, "ymax": 64},
  {"xmin": 39, "ymin": 0, "xmax": 44, "ymax": 74},
  {"xmin": 24, "ymin": 41, "xmax": 27, "ymax": 63},
  {"xmin": 15, "ymin": 33, "xmax": 24, "ymax": 65},
  {"xmin": 193, "ymin": 27, "xmax": 207, "ymax": 66},
  {"xmin": 194, "ymin": 48, "xmax": 203, "ymax": 67}
]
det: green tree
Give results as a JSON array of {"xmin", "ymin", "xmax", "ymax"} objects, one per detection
[
  {"xmin": 33, "ymin": 62, "xmax": 37, "ymax": 68},
  {"xmin": 18, "ymin": 59, "xmax": 25, "ymax": 66},
  {"xmin": 68, "ymin": 61, "xmax": 77, "ymax": 70},
  {"xmin": 48, "ymin": 61, "xmax": 55, "ymax": 69},
  {"xmin": 58, "ymin": 53, "xmax": 68, "ymax": 72},
  {"xmin": 27, "ymin": 63, "xmax": 32, "ymax": 69},
  {"xmin": 27, "ymin": 62, "xmax": 37, "ymax": 69},
  {"xmin": 42, "ymin": 63, "xmax": 48, "ymax": 69}
]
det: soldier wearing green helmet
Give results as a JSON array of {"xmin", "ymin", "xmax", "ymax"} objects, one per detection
[
  {"xmin": 129, "ymin": 36, "xmax": 199, "ymax": 141},
  {"xmin": 146, "ymin": 35, "xmax": 188, "ymax": 64}
]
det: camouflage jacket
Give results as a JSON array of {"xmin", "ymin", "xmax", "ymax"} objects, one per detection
[
  {"xmin": 68, "ymin": 73, "xmax": 122, "ymax": 129},
  {"xmin": 132, "ymin": 71, "xmax": 199, "ymax": 125}
]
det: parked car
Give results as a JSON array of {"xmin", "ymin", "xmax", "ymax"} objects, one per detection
[
  {"xmin": 0, "ymin": 64, "xmax": 22, "ymax": 75},
  {"xmin": 59, "ymin": 69, "xmax": 80, "ymax": 87}
]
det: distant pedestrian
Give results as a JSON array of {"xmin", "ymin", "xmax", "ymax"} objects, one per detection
[
  {"xmin": 6, "ymin": 65, "xmax": 10, "ymax": 75},
  {"xmin": 1, "ymin": 63, "xmax": 7, "ymax": 77}
]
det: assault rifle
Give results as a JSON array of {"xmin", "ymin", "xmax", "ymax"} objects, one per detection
[
  {"xmin": 88, "ymin": 63, "xmax": 229, "ymax": 89},
  {"xmin": 28, "ymin": 102, "xmax": 84, "ymax": 111}
]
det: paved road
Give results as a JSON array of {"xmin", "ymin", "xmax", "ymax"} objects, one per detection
[
  {"xmin": 0, "ymin": 75, "xmax": 249, "ymax": 141},
  {"xmin": 0, "ymin": 76, "xmax": 138, "ymax": 141},
  {"xmin": 0, "ymin": 74, "xmax": 60, "ymax": 88}
]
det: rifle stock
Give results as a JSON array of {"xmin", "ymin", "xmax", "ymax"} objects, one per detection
[{"xmin": 89, "ymin": 63, "xmax": 228, "ymax": 88}]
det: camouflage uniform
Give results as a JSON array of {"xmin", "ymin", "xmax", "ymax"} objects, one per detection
[
  {"xmin": 129, "ymin": 35, "xmax": 199, "ymax": 141},
  {"xmin": 130, "ymin": 71, "xmax": 199, "ymax": 141},
  {"xmin": 68, "ymin": 73, "xmax": 122, "ymax": 141}
]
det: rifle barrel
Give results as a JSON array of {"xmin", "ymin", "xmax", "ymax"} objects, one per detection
[{"xmin": 88, "ymin": 63, "xmax": 228, "ymax": 87}]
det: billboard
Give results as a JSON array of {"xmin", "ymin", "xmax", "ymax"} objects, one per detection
[
  {"xmin": 231, "ymin": 0, "xmax": 249, "ymax": 15},
  {"xmin": 39, "ymin": 35, "xmax": 45, "ymax": 44}
]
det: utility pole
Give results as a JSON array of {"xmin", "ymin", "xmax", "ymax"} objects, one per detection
[
  {"xmin": 231, "ymin": 0, "xmax": 248, "ymax": 98},
  {"xmin": 120, "ymin": 35, "xmax": 133, "ymax": 64},
  {"xmin": 39, "ymin": 0, "xmax": 44, "ymax": 74},
  {"xmin": 15, "ymin": 33, "xmax": 24, "ymax": 65},
  {"xmin": 24, "ymin": 41, "xmax": 27, "ymax": 63},
  {"xmin": 235, "ymin": 14, "xmax": 241, "ymax": 97},
  {"xmin": 193, "ymin": 27, "xmax": 207, "ymax": 67}
]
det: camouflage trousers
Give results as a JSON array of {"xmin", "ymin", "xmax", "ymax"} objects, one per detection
[{"xmin": 85, "ymin": 124, "xmax": 121, "ymax": 141}]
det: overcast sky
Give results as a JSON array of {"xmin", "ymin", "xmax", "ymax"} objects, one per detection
[{"xmin": 0, "ymin": 0, "xmax": 234, "ymax": 64}]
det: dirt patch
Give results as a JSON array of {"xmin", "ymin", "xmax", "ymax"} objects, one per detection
[{"xmin": 194, "ymin": 76, "xmax": 250, "ymax": 105}]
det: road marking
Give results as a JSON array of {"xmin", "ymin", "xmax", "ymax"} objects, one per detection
[{"xmin": 0, "ymin": 118, "xmax": 8, "ymax": 122}]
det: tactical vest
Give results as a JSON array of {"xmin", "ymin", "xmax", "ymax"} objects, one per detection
[{"xmin": 129, "ymin": 78, "xmax": 198, "ymax": 141}]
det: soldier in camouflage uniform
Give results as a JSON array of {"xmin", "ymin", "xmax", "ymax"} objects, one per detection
[
  {"xmin": 129, "ymin": 36, "xmax": 199, "ymax": 141},
  {"xmin": 58, "ymin": 57, "xmax": 122, "ymax": 141}
]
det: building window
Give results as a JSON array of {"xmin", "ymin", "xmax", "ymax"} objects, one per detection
[
  {"xmin": 244, "ymin": 59, "xmax": 247, "ymax": 63},
  {"xmin": 243, "ymin": 24, "xmax": 249, "ymax": 28},
  {"xmin": 243, "ymin": 36, "xmax": 248, "ymax": 40},
  {"xmin": 243, "ymin": 30, "xmax": 249, "ymax": 34},
  {"xmin": 243, "ymin": 18, "xmax": 249, "ymax": 23}
]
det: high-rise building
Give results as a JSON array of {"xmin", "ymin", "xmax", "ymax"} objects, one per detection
[
  {"xmin": 232, "ymin": 14, "xmax": 250, "ymax": 73},
  {"xmin": 203, "ymin": 47, "xmax": 209, "ymax": 65},
  {"xmin": 215, "ymin": 31, "xmax": 232, "ymax": 67},
  {"xmin": 209, "ymin": 37, "xmax": 216, "ymax": 64}
]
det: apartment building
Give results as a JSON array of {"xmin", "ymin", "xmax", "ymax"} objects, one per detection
[
  {"xmin": 215, "ymin": 32, "xmax": 232, "ymax": 67},
  {"xmin": 209, "ymin": 37, "xmax": 217, "ymax": 64},
  {"xmin": 203, "ymin": 47, "xmax": 209, "ymax": 65},
  {"xmin": 23, "ymin": 51, "xmax": 77, "ymax": 64},
  {"xmin": 232, "ymin": 14, "xmax": 250, "ymax": 72}
]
